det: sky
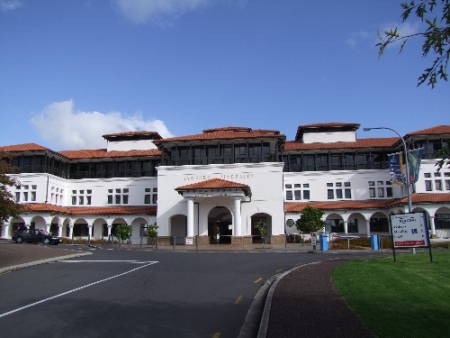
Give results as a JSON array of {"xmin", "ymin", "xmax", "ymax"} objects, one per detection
[{"xmin": 0, "ymin": 0, "xmax": 448, "ymax": 151}]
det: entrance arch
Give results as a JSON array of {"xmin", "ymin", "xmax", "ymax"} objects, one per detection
[
  {"xmin": 251, "ymin": 213, "xmax": 272, "ymax": 244},
  {"xmin": 208, "ymin": 206, "xmax": 232, "ymax": 244},
  {"xmin": 171, "ymin": 214, "xmax": 187, "ymax": 245}
]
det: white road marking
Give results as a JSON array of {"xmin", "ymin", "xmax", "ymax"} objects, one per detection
[
  {"xmin": 0, "ymin": 261, "xmax": 158, "ymax": 319},
  {"xmin": 59, "ymin": 260, "xmax": 157, "ymax": 264}
]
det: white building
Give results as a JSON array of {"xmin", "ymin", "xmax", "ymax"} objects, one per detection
[{"xmin": 1, "ymin": 123, "xmax": 449, "ymax": 245}]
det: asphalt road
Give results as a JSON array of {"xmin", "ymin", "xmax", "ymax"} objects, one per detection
[{"xmin": 0, "ymin": 248, "xmax": 345, "ymax": 338}]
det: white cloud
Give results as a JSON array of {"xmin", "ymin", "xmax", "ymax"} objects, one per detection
[
  {"xmin": 112, "ymin": 0, "xmax": 247, "ymax": 25},
  {"xmin": 30, "ymin": 99, "xmax": 174, "ymax": 150},
  {"xmin": 346, "ymin": 30, "xmax": 371, "ymax": 47},
  {"xmin": 0, "ymin": 0, "xmax": 22, "ymax": 11}
]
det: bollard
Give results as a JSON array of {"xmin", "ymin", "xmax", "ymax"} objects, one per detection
[
  {"xmin": 371, "ymin": 234, "xmax": 379, "ymax": 250},
  {"xmin": 320, "ymin": 233, "xmax": 329, "ymax": 251}
]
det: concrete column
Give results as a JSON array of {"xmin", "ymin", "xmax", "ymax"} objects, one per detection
[
  {"xmin": 366, "ymin": 220, "xmax": 371, "ymax": 237},
  {"xmin": 46, "ymin": 223, "xmax": 51, "ymax": 233},
  {"xmin": 58, "ymin": 224, "xmax": 63, "ymax": 237},
  {"xmin": 107, "ymin": 225, "xmax": 112, "ymax": 237},
  {"xmin": 88, "ymin": 224, "xmax": 93, "ymax": 238},
  {"xmin": 187, "ymin": 198, "xmax": 194, "ymax": 237},
  {"xmin": 69, "ymin": 225, "xmax": 74, "ymax": 238},
  {"xmin": 430, "ymin": 216, "xmax": 436, "ymax": 237},
  {"xmin": 2, "ymin": 224, "xmax": 9, "ymax": 238},
  {"xmin": 343, "ymin": 220, "xmax": 348, "ymax": 234},
  {"xmin": 234, "ymin": 198, "xmax": 242, "ymax": 236}
]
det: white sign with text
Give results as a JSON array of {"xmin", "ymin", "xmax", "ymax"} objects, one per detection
[{"xmin": 390, "ymin": 213, "xmax": 430, "ymax": 248}]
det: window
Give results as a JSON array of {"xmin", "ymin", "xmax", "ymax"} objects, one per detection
[
  {"xmin": 23, "ymin": 185, "xmax": 29, "ymax": 189},
  {"xmin": 286, "ymin": 191, "xmax": 293, "ymax": 200},
  {"xmin": 435, "ymin": 180, "xmax": 443, "ymax": 190},
  {"xmin": 386, "ymin": 187, "xmax": 393, "ymax": 197},
  {"xmin": 31, "ymin": 191, "xmax": 36, "ymax": 201},
  {"xmin": 123, "ymin": 195, "xmax": 129, "ymax": 204},
  {"xmin": 336, "ymin": 189, "xmax": 343, "ymax": 199},
  {"xmin": 446, "ymin": 180, "xmax": 450, "ymax": 190},
  {"xmin": 87, "ymin": 189, "xmax": 92, "ymax": 194},
  {"xmin": 378, "ymin": 187, "xmax": 385, "ymax": 197},
  {"xmin": 144, "ymin": 194, "xmax": 151, "ymax": 204},
  {"xmin": 72, "ymin": 190, "xmax": 77, "ymax": 194},
  {"xmin": 370, "ymin": 218, "xmax": 389, "ymax": 232},
  {"xmin": 115, "ymin": 195, "xmax": 121, "ymax": 204},
  {"xmin": 79, "ymin": 190, "xmax": 84, "ymax": 194},
  {"xmin": 425, "ymin": 180, "xmax": 433, "ymax": 191},
  {"xmin": 327, "ymin": 189, "xmax": 334, "ymax": 199},
  {"xmin": 23, "ymin": 192, "xmax": 28, "ymax": 202},
  {"xmin": 123, "ymin": 188, "xmax": 129, "ymax": 193},
  {"xmin": 107, "ymin": 195, "xmax": 113, "ymax": 204},
  {"xmin": 434, "ymin": 172, "xmax": 441, "ymax": 177},
  {"xmin": 87, "ymin": 196, "xmax": 91, "ymax": 205},
  {"xmin": 15, "ymin": 192, "xmax": 20, "ymax": 202},
  {"xmin": 79, "ymin": 196, "xmax": 84, "ymax": 205},
  {"xmin": 345, "ymin": 189, "xmax": 352, "ymax": 199},
  {"xmin": 369, "ymin": 188, "xmax": 376, "ymax": 198},
  {"xmin": 303, "ymin": 190, "xmax": 310, "ymax": 200},
  {"xmin": 145, "ymin": 188, "xmax": 151, "ymax": 192},
  {"xmin": 72, "ymin": 196, "xmax": 76, "ymax": 205},
  {"xmin": 32, "ymin": 185, "xmax": 37, "ymax": 190},
  {"xmin": 435, "ymin": 214, "xmax": 450, "ymax": 229},
  {"xmin": 424, "ymin": 173, "xmax": 431, "ymax": 178},
  {"xmin": 152, "ymin": 194, "xmax": 157, "ymax": 204},
  {"xmin": 294, "ymin": 190, "xmax": 301, "ymax": 200},
  {"xmin": 115, "ymin": 188, "xmax": 121, "ymax": 193},
  {"xmin": 108, "ymin": 189, "xmax": 113, "ymax": 193}
]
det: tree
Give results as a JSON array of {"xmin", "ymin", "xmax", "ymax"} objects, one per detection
[
  {"xmin": 0, "ymin": 153, "xmax": 23, "ymax": 223},
  {"xmin": 115, "ymin": 224, "xmax": 132, "ymax": 247},
  {"xmin": 377, "ymin": 0, "xmax": 449, "ymax": 88},
  {"xmin": 436, "ymin": 140, "xmax": 450, "ymax": 170},
  {"xmin": 147, "ymin": 223, "xmax": 159, "ymax": 248},
  {"xmin": 253, "ymin": 220, "xmax": 267, "ymax": 247},
  {"xmin": 295, "ymin": 206, "xmax": 326, "ymax": 235}
]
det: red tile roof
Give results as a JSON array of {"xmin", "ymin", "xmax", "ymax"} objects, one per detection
[
  {"xmin": 284, "ymin": 137, "xmax": 398, "ymax": 151},
  {"xmin": 23, "ymin": 204, "xmax": 157, "ymax": 216},
  {"xmin": 0, "ymin": 143, "xmax": 50, "ymax": 152},
  {"xmin": 406, "ymin": 125, "xmax": 450, "ymax": 136},
  {"xmin": 176, "ymin": 178, "xmax": 250, "ymax": 191},
  {"xmin": 58, "ymin": 148, "xmax": 161, "ymax": 159},
  {"xmin": 155, "ymin": 126, "xmax": 285, "ymax": 143},
  {"xmin": 285, "ymin": 193, "xmax": 450, "ymax": 212},
  {"xmin": 102, "ymin": 131, "xmax": 162, "ymax": 140}
]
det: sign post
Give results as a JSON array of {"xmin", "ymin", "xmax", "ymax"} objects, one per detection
[{"xmin": 390, "ymin": 212, "xmax": 432, "ymax": 263}]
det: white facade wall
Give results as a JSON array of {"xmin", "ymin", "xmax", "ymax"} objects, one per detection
[
  {"xmin": 156, "ymin": 162, "xmax": 285, "ymax": 237},
  {"xmin": 302, "ymin": 131, "xmax": 356, "ymax": 144},
  {"xmin": 106, "ymin": 139, "xmax": 157, "ymax": 151}
]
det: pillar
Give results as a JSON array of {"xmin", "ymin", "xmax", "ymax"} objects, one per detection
[
  {"xmin": 58, "ymin": 224, "xmax": 63, "ymax": 237},
  {"xmin": 234, "ymin": 198, "xmax": 242, "ymax": 236},
  {"xmin": 88, "ymin": 224, "xmax": 93, "ymax": 238},
  {"xmin": 343, "ymin": 220, "xmax": 348, "ymax": 234},
  {"xmin": 107, "ymin": 225, "xmax": 112, "ymax": 237},
  {"xmin": 2, "ymin": 224, "xmax": 9, "ymax": 239},
  {"xmin": 46, "ymin": 223, "xmax": 51, "ymax": 233},
  {"xmin": 69, "ymin": 225, "xmax": 74, "ymax": 238},
  {"xmin": 366, "ymin": 220, "xmax": 371, "ymax": 237},
  {"xmin": 187, "ymin": 198, "xmax": 194, "ymax": 237},
  {"xmin": 430, "ymin": 216, "xmax": 436, "ymax": 237}
]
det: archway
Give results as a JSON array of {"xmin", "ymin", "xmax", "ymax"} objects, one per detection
[
  {"xmin": 208, "ymin": 206, "xmax": 232, "ymax": 244},
  {"xmin": 171, "ymin": 214, "xmax": 187, "ymax": 245},
  {"xmin": 251, "ymin": 213, "xmax": 272, "ymax": 244}
]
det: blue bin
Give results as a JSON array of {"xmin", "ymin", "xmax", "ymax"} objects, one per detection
[
  {"xmin": 371, "ymin": 234, "xmax": 379, "ymax": 250},
  {"xmin": 320, "ymin": 234, "xmax": 329, "ymax": 251}
]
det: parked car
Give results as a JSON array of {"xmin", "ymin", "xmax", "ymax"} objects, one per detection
[{"xmin": 12, "ymin": 228, "xmax": 62, "ymax": 245}]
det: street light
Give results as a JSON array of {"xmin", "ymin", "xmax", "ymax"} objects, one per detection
[{"xmin": 363, "ymin": 127, "xmax": 412, "ymax": 213}]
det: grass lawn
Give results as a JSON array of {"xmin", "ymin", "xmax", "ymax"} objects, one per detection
[{"xmin": 333, "ymin": 250, "xmax": 450, "ymax": 338}]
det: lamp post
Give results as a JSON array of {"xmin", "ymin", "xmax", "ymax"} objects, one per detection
[{"xmin": 363, "ymin": 127, "xmax": 412, "ymax": 213}]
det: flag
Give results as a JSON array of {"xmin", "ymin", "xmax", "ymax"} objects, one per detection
[
  {"xmin": 408, "ymin": 148, "xmax": 424, "ymax": 184},
  {"xmin": 388, "ymin": 152, "xmax": 405, "ymax": 185}
]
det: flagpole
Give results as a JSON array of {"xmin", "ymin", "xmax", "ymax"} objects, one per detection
[{"xmin": 363, "ymin": 127, "xmax": 412, "ymax": 213}]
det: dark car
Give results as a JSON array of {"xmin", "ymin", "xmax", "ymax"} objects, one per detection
[{"xmin": 12, "ymin": 229, "xmax": 62, "ymax": 245}]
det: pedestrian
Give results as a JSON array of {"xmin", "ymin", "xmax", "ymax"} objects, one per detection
[{"xmin": 311, "ymin": 234, "xmax": 317, "ymax": 251}]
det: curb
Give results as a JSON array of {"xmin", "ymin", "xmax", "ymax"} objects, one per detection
[
  {"xmin": 256, "ymin": 261, "xmax": 322, "ymax": 338},
  {"xmin": 0, "ymin": 251, "xmax": 93, "ymax": 274}
]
